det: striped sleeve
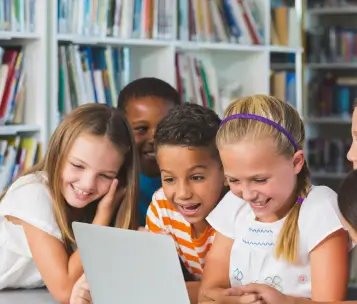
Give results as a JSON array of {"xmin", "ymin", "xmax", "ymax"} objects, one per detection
[{"xmin": 145, "ymin": 190, "xmax": 166, "ymax": 233}]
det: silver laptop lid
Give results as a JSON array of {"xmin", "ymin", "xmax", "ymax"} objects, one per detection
[{"xmin": 72, "ymin": 222, "xmax": 190, "ymax": 304}]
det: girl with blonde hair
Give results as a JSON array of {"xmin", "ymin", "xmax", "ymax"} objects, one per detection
[
  {"xmin": 0, "ymin": 104, "xmax": 139, "ymax": 303},
  {"xmin": 199, "ymin": 95, "xmax": 350, "ymax": 303}
]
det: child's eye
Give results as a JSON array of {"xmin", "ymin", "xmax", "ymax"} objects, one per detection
[
  {"xmin": 71, "ymin": 163, "xmax": 83, "ymax": 169},
  {"xmin": 134, "ymin": 126, "xmax": 148, "ymax": 134},
  {"xmin": 227, "ymin": 178, "xmax": 238, "ymax": 183},
  {"xmin": 100, "ymin": 174, "xmax": 113, "ymax": 179},
  {"xmin": 191, "ymin": 175, "xmax": 204, "ymax": 181},
  {"xmin": 254, "ymin": 179, "xmax": 267, "ymax": 183},
  {"xmin": 163, "ymin": 177, "xmax": 174, "ymax": 184}
]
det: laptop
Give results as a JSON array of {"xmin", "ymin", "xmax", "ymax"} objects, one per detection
[{"xmin": 72, "ymin": 222, "xmax": 190, "ymax": 304}]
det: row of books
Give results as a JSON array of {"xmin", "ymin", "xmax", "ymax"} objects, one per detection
[
  {"xmin": 175, "ymin": 52, "xmax": 242, "ymax": 117},
  {"xmin": 58, "ymin": 0, "xmax": 174, "ymax": 40},
  {"xmin": 0, "ymin": 47, "xmax": 26, "ymax": 125},
  {"xmin": 270, "ymin": 5, "xmax": 300, "ymax": 47},
  {"xmin": 270, "ymin": 71, "xmax": 296, "ymax": 109},
  {"xmin": 0, "ymin": 0, "xmax": 36, "ymax": 33},
  {"xmin": 58, "ymin": 45, "xmax": 131, "ymax": 117},
  {"xmin": 307, "ymin": 27, "xmax": 357, "ymax": 63},
  {"xmin": 0, "ymin": 135, "xmax": 41, "ymax": 193},
  {"xmin": 178, "ymin": 0, "xmax": 264, "ymax": 44},
  {"xmin": 308, "ymin": 74, "xmax": 356, "ymax": 118},
  {"xmin": 307, "ymin": 138, "xmax": 352, "ymax": 175}
]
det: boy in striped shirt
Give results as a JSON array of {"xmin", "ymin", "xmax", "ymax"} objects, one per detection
[{"xmin": 146, "ymin": 103, "xmax": 227, "ymax": 303}]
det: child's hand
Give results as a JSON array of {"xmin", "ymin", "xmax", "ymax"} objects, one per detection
[
  {"xmin": 93, "ymin": 179, "xmax": 124, "ymax": 225},
  {"xmin": 69, "ymin": 274, "xmax": 92, "ymax": 304},
  {"xmin": 237, "ymin": 284, "xmax": 294, "ymax": 304},
  {"xmin": 200, "ymin": 287, "xmax": 263, "ymax": 304}
]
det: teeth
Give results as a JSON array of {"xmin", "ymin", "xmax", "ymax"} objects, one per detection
[
  {"xmin": 146, "ymin": 152, "xmax": 155, "ymax": 157},
  {"xmin": 73, "ymin": 185, "xmax": 90, "ymax": 196}
]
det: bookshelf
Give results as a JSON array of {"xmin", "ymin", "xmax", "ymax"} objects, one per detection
[
  {"xmin": 48, "ymin": 0, "xmax": 303, "ymax": 136},
  {"xmin": 304, "ymin": 0, "xmax": 357, "ymax": 190},
  {"xmin": 0, "ymin": 1, "xmax": 47, "ymax": 192}
]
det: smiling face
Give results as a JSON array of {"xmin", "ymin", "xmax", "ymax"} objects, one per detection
[
  {"xmin": 61, "ymin": 134, "xmax": 123, "ymax": 208},
  {"xmin": 125, "ymin": 97, "xmax": 175, "ymax": 177},
  {"xmin": 219, "ymin": 138, "xmax": 304, "ymax": 222},
  {"xmin": 157, "ymin": 145, "xmax": 225, "ymax": 231}
]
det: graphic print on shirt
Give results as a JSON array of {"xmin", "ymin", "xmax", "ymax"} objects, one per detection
[
  {"xmin": 233, "ymin": 268, "xmax": 244, "ymax": 285},
  {"xmin": 264, "ymin": 276, "xmax": 283, "ymax": 292}
]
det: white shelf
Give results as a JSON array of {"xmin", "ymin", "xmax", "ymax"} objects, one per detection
[
  {"xmin": 309, "ymin": 7, "xmax": 357, "ymax": 15},
  {"xmin": 0, "ymin": 124, "xmax": 41, "ymax": 135},
  {"xmin": 56, "ymin": 35, "xmax": 303, "ymax": 54},
  {"xmin": 57, "ymin": 34, "xmax": 172, "ymax": 47},
  {"xmin": 306, "ymin": 117, "xmax": 352, "ymax": 124},
  {"xmin": 308, "ymin": 62, "xmax": 357, "ymax": 69},
  {"xmin": 0, "ymin": 32, "xmax": 40, "ymax": 40},
  {"xmin": 269, "ymin": 45, "xmax": 303, "ymax": 53},
  {"xmin": 311, "ymin": 172, "xmax": 348, "ymax": 179}
]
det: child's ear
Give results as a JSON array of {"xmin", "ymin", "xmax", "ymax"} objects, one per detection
[{"xmin": 292, "ymin": 150, "xmax": 305, "ymax": 175}]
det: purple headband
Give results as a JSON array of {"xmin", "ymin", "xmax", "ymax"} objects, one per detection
[{"xmin": 220, "ymin": 113, "xmax": 299, "ymax": 152}]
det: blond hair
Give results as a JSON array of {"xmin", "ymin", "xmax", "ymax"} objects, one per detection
[
  {"xmin": 1, "ymin": 104, "xmax": 140, "ymax": 251},
  {"xmin": 217, "ymin": 95, "xmax": 310, "ymax": 262}
]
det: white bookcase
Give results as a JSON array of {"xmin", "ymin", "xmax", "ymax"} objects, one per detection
[
  {"xmin": 0, "ymin": 0, "xmax": 48, "ymax": 144},
  {"xmin": 47, "ymin": 0, "xmax": 304, "ymax": 141},
  {"xmin": 304, "ymin": 1, "xmax": 357, "ymax": 189}
]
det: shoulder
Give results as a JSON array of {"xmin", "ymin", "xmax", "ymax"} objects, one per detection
[
  {"xmin": 300, "ymin": 185, "xmax": 339, "ymax": 216},
  {"xmin": 207, "ymin": 191, "xmax": 249, "ymax": 239},
  {"xmin": 2, "ymin": 172, "xmax": 51, "ymax": 204},
  {"xmin": 299, "ymin": 185, "xmax": 344, "ymax": 252},
  {"xmin": 0, "ymin": 172, "xmax": 61, "ymax": 240}
]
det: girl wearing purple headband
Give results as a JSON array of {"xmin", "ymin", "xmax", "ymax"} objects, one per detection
[{"xmin": 198, "ymin": 95, "xmax": 350, "ymax": 303}]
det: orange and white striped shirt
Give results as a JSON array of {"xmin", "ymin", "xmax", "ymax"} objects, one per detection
[{"xmin": 146, "ymin": 188, "xmax": 216, "ymax": 280}]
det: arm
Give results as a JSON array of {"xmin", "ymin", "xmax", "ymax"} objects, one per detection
[
  {"xmin": 227, "ymin": 284, "xmax": 355, "ymax": 304},
  {"xmin": 187, "ymin": 282, "xmax": 201, "ymax": 304},
  {"xmin": 310, "ymin": 228, "xmax": 349, "ymax": 301},
  {"xmin": 20, "ymin": 220, "xmax": 83, "ymax": 304},
  {"xmin": 198, "ymin": 232, "xmax": 233, "ymax": 302}
]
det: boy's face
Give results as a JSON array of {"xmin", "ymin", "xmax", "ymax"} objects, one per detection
[
  {"xmin": 157, "ymin": 145, "xmax": 225, "ymax": 228},
  {"xmin": 125, "ymin": 97, "xmax": 175, "ymax": 177}
]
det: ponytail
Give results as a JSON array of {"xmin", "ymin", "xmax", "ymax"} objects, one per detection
[{"xmin": 275, "ymin": 161, "xmax": 310, "ymax": 262}]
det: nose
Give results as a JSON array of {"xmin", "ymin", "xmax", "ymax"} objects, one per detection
[
  {"xmin": 237, "ymin": 184, "xmax": 258, "ymax": 202},
  {"xmin": 147, "ymin": 128, "xmax": 156, "ymax": 144},
  {"xmin": 80, "ymin": 172, "xmax": 96, "ymax": 191},
  {"xmin": 347, "ymin": 143, "xmax": 357, "ymax": 169},
  {"xmin": 176, "ymin": 180, "xmax": 193, "ymax": 201}
]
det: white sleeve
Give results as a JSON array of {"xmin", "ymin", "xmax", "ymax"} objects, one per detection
[
  {"xmin": 0, "ymin": 174, "xmax": 62, "ymax": 240},
  {"xmin": 299, "ymin": 186, "xmax": 344, "ymax": 252},
  {"xmin": 206, "ymin": 191, "xmax": 245, "ymax": 239}
]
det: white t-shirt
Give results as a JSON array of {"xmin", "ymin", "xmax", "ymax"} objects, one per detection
[
  {"xmin": 0, "ymin": 172, "xmax": 62, "ymax": 289},
  {"xmin": 207, "ymin": 186, "xmax": 348, "ymax": 299}
]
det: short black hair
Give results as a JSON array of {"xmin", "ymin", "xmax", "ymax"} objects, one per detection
[
  {"xmin": 154, "ymin": 103, "xmax": 221, "ymax": 158},
  {"xmin": 117, "ymin": 77, "xmax": 180, "ymax": 110},
  {"xmin": 338, "ymin": 170, "xmax": 357, "ymax": 231}
]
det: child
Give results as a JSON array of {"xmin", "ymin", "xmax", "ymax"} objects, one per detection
[
  {"xmin": 117, "ymin": 77, "xmax": 181, "ymax": 226},
  {"xmin": 199, "ymin": 95, "xmax": 349, "ymax": 303},
  {"xmin": 0, "ymin": 104, "xmax": 139, "ymax": 303},
  {"xmin": 219, "ymin": 170, "xmax": 357, "ymax": 304},
  {"xmin": 146, "ymin": 103, "xmax": 227, "ymax": 304}
]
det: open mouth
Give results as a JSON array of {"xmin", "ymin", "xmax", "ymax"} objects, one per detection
[
  {"xmin": 250, "ymin": 198, "xmax": 271, "ymax": 208},
  {"xmin": 71, "ymin": 184, "xmax": 91, "ymax": 197},
  {"xmin": 143, "ymin": 151, "xmax": 155, "ymax": 158},
  {"xmin": 177, "ymin": 203, "xmax": 201, "ymax": 216}
]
